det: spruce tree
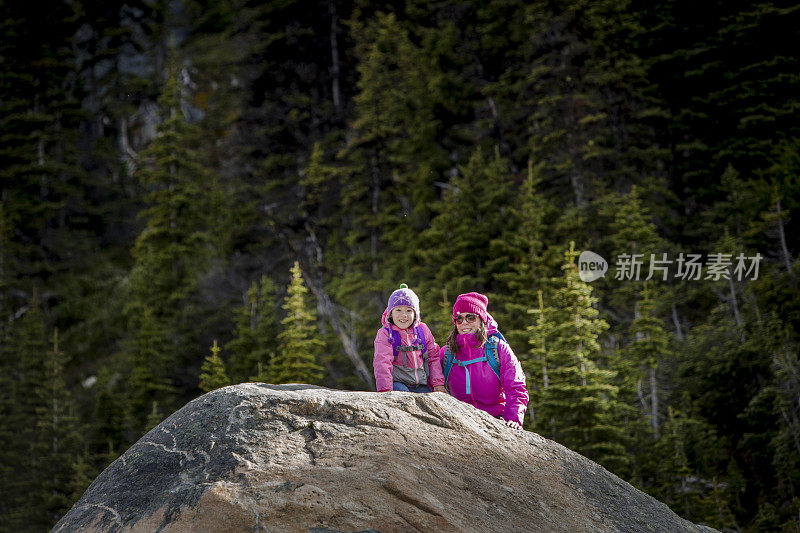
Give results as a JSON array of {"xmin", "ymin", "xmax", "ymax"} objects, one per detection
[
  {"xmin": 323, "ymin": 11, "xmax": 466, "ymax": 369},
  {"xmin": 127, "ymin": 65, "xmax": 213, "ymax": 315},
  {"xmin": 598, "ymin": 186, "xmax": 665, "ymax": 328},
  {"xmin": 636, "ymin": 0, "xmax": 800, "ymax": 205},
  {"xmin": 650, "ymin": 406, "xmax": 739, "ymax": 529},
  {"xmin": 325, "ymin": 12, "xmax": 448, "ymax": 348},
  {"xmin": 199, "ymin": 340, "xmax": 231, "ymax": 392},
  {"xmin": 347, "ymin": 10, "xmax": 454, "ymax": 243},
  {"xmin": 145, "ymin": 401, "xmax": 164, "ymax": 433},
  {"xmin": 125, "ymin": 307, "xmax": 174, "ymax": 438},
  {"xmin": 273, "ymin": 262, "xmax": 324, "ymax": 385},
  {"xmin": 678, "ymin": 303, "xmax": 773, "ymax": 524},
  {"xmin": 226, "ymin": 275, "xmax": 279, "ymax": 383},
  {"xmin": 68, "ymin": 454, "xmax": 95, "ymax": 505},
  {"xmin": 625, "ymin": 284, "xmax": 671, "ymax": 439},
  {"xmin": 90, "ymin": 368, "xmax": 126, "ymax": 470},
  {"xmin": 28, "ymin": 328, "xmax": 83, "ymax": 529},
  {"xmin": 488, "ymin": 0, "xmax": 666, "ymax": 205},
  {"xmin": 770, "ymin": 338, "xmax": 800, "ymax": 510},
  {"xmin": 423, "ymin": 147, "xmax": 516, "ymax": 300},
  {"xmin": 495, "ymin": 159, "xmax": 556, "ymax": 352},
  {"xmin": 123, "ymin": 58, "xmax": 215, "ymax": 419},
  {"xmin": 534, "ymin": 242, "xmax": 629, "ymax": 475},
  {"xmin": 525, "ymin": 290, "xmax": 557, "ymax": 428},
  {"xmin": 0, "ymin": 290, "xmax": 49, "ymax": 529}
]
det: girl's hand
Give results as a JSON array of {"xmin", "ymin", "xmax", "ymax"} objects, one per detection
[
  {"xmin": 433, "ymin": 386, "xmax": 447, "ymax": 393},
  {"xmin": 504, "ymin": 419, "xmax": 522, "ymax": 430}
]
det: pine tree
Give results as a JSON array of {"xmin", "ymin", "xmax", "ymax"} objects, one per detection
[
  {"xmin": 326, "ymin": 11, "xmax": 455, "ymax": 349},
  {"xmin": 127, "ymin": 63, "xmax": 213, "ymax": 316},
  {"xmin": 28, "ymin": 328, "xmax": 83, "ymax": 529},
  {"xmin": 494, "ymin": 159, "xmax": 556, "ymax": 352},
  {"xmin": 636, "ymin": 0, "xmax": 800, "ymax": 205},
  {"xmin": 770, "ymin": 338, "xmax": 800, "ymax": 508},
  {"xmin": 534, "ymin": 242, "xmax": 629, "ymax": 474},
  {"xmin": 423, "ymin": 147, "xmax": 517, "ymax": 300},
  {"xmin": 125, "ymin": 307, "xmax": 175, "ymax": 438},
  {"xmin": 625, "ymin": 284, "xmax": 671, "ymax": 439},
  {"xmin": 199, "ymin": 340, "xmax": 231, "ymax": 392},
  {"xmin": 650, "ymin": 406, "xmax": 738, "ymax": 528},
  {"xmin": 597, "ymin": 186, "xmax": 665, "ymax": 328},
  {"xmin": 123, "ymin": 58, "xmax": 216, "ymax": 420},
  {"xmin": 273, "ymin": 262, "xmax": 324, "ymax": 385},
  {"xmin": 68, "ymin": 454, "xmax": 95, "ymax": 505},
  {"xmin": 145, "ymin": 401, "xmax": 164, "ymax": 433},
  {"xmin": 0, "ymin": 289, "xmax": 49, "ymax": 529},
  {"xmin": 90, "ymin": 369, "xmax": 126, "ymax": 469},
  {"xmin": 488, "ymin": 0, "xmax": 667, "ymax": 205},
  {"xmin": 525, "ymin": 289, "xmax": 557, "ymax": 428},
  {"xmin": 226, "ymin": 275, "xmax": 279, "ymax": 383}
]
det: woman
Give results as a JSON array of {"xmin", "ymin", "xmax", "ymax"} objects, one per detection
[{"xmin": 440, "ymin": 292, "xmax": 528, "ymax": 429}]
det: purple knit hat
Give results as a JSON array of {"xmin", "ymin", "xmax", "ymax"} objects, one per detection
[
  {"xmin": 452, "ymin": 292, "xmax": 489, "ymax": 325},
  {"xmin": 386, "ymin": 283, "xmax": 420, "ymax": 319}
]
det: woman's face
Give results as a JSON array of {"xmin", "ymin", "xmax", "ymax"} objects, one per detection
[
  {"xmin": 455, "ymin": 313, "xmax": 480, "ymax": 335},
  {"xmin": 391, "ymin": 306, "xmax": 415, "ymax": 329}
]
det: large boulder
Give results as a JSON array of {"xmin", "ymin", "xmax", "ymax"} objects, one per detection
[{"xmin": 54, "ymin": 383, "xmax": 715, "ymax": 532}]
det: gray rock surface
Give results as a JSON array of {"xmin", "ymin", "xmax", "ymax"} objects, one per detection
[{"xmin": 54, "ymin": 383, "xmax": 716, "ymax": 532}]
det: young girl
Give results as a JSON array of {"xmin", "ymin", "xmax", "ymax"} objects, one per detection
[
  {"xmin": 441, "ymin": 292, "xmax": 528, "ymax": 428},
  {"xmin": 373, "ymin": 284, "xmax": 446, "ymax": 393}
]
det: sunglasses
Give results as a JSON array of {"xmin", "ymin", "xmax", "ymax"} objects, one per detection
[{"xmin": 454, "ymin": 313, "xmax": 478, "ymax": 325}]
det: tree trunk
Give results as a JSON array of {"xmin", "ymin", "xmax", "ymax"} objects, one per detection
[
  {"xmin": 671, "ymin": 302, "xmax": 684, "ymax": 340},
  {"xmin": 650, "ymin": 365, "xmax": 659, "ymax": 439},
  {"xmin": 774, "ymin": 348, "xmax": 800, "ymax": 455},
  {"xmin": 370, "ymin": 153, "xmax": 380, "ymax": 279},
  {"xmin": 728, "ymin": 276, "xmax": 744, "ymax": 341},
  {"xmin": 541, "ymin": 343, "xmax": 549, "ymax": 390},
  {"xmin": 119, "ymin": 115, "xmax": 138, "ymax": 173},
  {"xmin": 637, "ymin": 378, "xmax": 647, "ymax": 412},
  {"xmin": 281, "ymin": 229, "xmax": 375, "ymax": 390},
  {"xmin": 775, "ymin": 197, "xmax": 796, "ymax": 282},
  {"xmin": 329, "ymin": 0, "xmax": 341, "ymax": 113},
  {"xmin": 301, "ymin": 268, "xmax": 375, "ymax": 390}
]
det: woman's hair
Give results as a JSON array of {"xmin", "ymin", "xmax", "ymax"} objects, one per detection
[{"xmin": 445, "ymin": 317, "xmax": 487, "ymax": 356}]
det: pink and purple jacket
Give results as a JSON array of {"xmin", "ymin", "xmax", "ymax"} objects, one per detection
[
  {"xmin": 442, "ymin": 315, "xmax": 529, "ymax": 425},
  {"xmin": 373, "ymin": 309, "xmax": 444, "ymax": 392}
]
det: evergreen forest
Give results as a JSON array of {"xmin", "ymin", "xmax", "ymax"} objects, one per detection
[{"xmin": 1, "ymin": 0, "xmax": 799, "ymax": 530}]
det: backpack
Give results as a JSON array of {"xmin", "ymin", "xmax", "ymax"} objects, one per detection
[
  {"xmin": 384, "ymin": 324, "xmax": 428, "ymax": 368},
  {"xmin": 442, "ymin": 331, "xmax": 506, "ymax": 394}
]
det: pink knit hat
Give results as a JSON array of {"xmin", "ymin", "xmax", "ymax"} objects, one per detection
[{"xmin": 452, "ymin": 292, "xmax": 489, "ymax": 324}]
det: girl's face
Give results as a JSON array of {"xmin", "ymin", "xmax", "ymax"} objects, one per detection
[
  {"xmin": 391, "ymin": 306, "xmax": 415, "ymax": 329},
  {"xmin": 455, "ymin": 313, "xmax": 480, "ymax": 335}
]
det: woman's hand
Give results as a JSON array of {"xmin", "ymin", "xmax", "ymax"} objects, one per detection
[
  {"xmin": 433, "ymin": 385, "xmax": 447, "ymax": 393},
  {"xmin": 503, "ymin": 419, "xmax": 522, "ymax": 430}
]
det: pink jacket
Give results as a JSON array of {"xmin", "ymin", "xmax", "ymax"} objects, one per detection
[
  {"xmin": 441, "ymin": 314, "xmax": 528, "ymax": 425},
  {"xmin": 373, "ymin": 309, "xmax": 444, "ymax": 392}
]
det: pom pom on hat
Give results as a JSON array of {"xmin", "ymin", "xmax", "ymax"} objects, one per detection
[{"xmin": 452, "ymin": 292, "xmax": 489, "ymax": 324}]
